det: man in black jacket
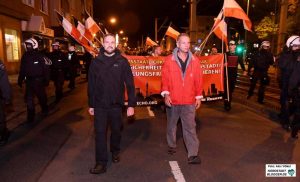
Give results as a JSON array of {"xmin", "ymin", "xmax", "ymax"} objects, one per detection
[
  {"xmin": 67, "ymin": 45, "xmax": 80, "ymax": 89},
  {"xmin": 88, "ymin": 33, "xmax": 136, "ymax": 174},
  {"xmin": 224, "ymin": 40, "xmax": 247, "ymax": 111},
  {"xmin": 48, "ymin": 42, "xmax": 67, "ymax": 102},
  {"xmin": 18, "ymin": 38, "xmax": 51, "ymax": 122},
  {"xmin": 0, "ymin": 60, "xmax": 11, "ymax": 146},
  {"xmin": 247, "ymin": 41, "xmax": 274, "ymax": 104},
  {"xmin": 283, "ymin": 35, "xmax": 300, "ymax": 138}
]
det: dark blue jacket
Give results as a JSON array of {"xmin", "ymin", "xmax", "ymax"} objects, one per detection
[{"xmin": 88, "ymin": 48, "xmax": 136, "ymax": 108}]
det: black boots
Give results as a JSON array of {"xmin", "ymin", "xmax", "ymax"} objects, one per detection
[
  {"xmin": 224, "ymin": 101, "xmax": 231, "ymax": 111},
  {"xmin": 89, "ymin": 164, "xmax": 107, "ymax": 174},
  {"xmin": 0, "ymin": 129, "xmax": 10, "ymax": 146}
]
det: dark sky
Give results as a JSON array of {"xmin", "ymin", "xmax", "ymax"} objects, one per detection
[
  {"xmin": 93, "ymin": 0, "xmax": 223, "ymax": 46},
  {"xmin": 93, "ymin": 0, "xmax": 276, "ymax": 47}
]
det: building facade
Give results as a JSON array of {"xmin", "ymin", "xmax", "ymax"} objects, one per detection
[{"xmin": 0, "ymin": 0, "xmax": 93, "ymax": 74}]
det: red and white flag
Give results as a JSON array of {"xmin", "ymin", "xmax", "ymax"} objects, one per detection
[
  {"xmin": 213, "ymin": 10, "xmax": 228, "ymax": 45},
  {"xmin": 146, "ymin": 37, "xmax": 158, "ymax": 46},
  {"xmin": 55, "ymin": 11, "xmax": 98, "ymax": 55},
  {"xmin": 223, "ymin": 0, "xmax": 252, "ymax": 31},
  {"xmin": 165, "ymin": 26, "xmax": 180, "ymax": 40},
  {"xmin": 73, "ymin": 17, "xmax": 93, "ymax": 44},
  {"xmin": 85, "ymin": 16, "xmax": 101, "ymax": 35}
]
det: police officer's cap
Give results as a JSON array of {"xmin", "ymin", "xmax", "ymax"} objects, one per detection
[
  {"xmin": 261, "ymin": 41, "xmax": 270, "ymax": 47},
  {"xmin": 286, "ymin": 35, "xmax": 300, "ymax": 48},
  {"xmin": 25, "ymin": 38, "xmax": 38, "ymax": 49},
  {"xmin": 229, "ymin": 40, "xmax": 236, "ymax": 45},
  {"xmin": 52, "ymin": 42, "xmax": 60, "ymax": 46}
]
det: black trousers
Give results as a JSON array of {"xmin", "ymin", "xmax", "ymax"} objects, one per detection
[
  {"xmin": 53, "ymin": 70, "xmax": 65, "ymax": 100},
  {"xmin": 291, "ymin": 91, "xmax": 300, "ymax": 133},
  {"xmin": 25, "ymin": 79, "xmax": 48, "ymax": 121},
  {"xmin": 94, "ymin": 107, "xmax": 122, "ymax": 165},
  {"xmin": 0, "ymin": 102, "xmax": 7, "ymax": 135},
  {"xmin": 279, "ymin": 80, "xmax": 290, "ymax": 125},
  {"xmin": 248, "ymin": 71, "xmax": 268, "ymax": 102},
  {"xmin": 224, "ymin": 68, "xmax": 237, "ymax": 105}
]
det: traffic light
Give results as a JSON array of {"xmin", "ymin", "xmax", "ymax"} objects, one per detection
[{"xmin": 236, "ymin": 44, "xmax": 244, "ymax": 54}]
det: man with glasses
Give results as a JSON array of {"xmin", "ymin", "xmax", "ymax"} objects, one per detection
[{"xmin": 247, "ymin": 41, "xmax": 274, "ymax": 104}]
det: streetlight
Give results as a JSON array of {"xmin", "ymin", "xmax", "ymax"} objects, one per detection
[
  {"xmin": 119, "ymin": 30, "xmax": 124, "ymax": 34},
  {"xmin": 109, "ymin": 17, "xmax": 117, "ymax": 25}
]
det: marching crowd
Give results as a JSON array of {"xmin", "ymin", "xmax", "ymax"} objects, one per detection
[{"xmin": 0, "ymin": 33, "xmax": 300, "ymax": 174}]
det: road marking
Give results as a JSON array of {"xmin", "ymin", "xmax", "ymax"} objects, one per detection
[
  {"xmin": 147, "ymin": 106, "xmax": 155, "ymax": 117},
  {"xmin": 169, "ymin": 161, "xmax": 186, "ymax": 182}
]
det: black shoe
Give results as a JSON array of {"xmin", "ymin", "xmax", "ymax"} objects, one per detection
[
  {"xmin": 167, "ymin": 147, "xmax": 176, "ymax": 155},
  {"xmin": 281, "ymin": 124, "xmax": 290, "ymax": 132},
  {"xmin": 89, "ymin": 164, "xmax": 107, "ymax": 174},
  {"xmin": 188, "ymin": 156, "xmax": 201, "ymax": 164},
  {"xmin": 112, "ymin": 154, "xmax": 120, "ymax": 163},
  {"xmin": 291, "ymin": 129, "xmax": 298, "ymax": 139},
  {"xmin": 257, "ymin": 100, "xmax": 264, "ymax": 104},
  {"xmin": 224, "ymin": 101, "xmax": 231, "ymax": 111},
  {"xmin": 0, "ymin": 130, "xmax": 10, "ymax": 146}
]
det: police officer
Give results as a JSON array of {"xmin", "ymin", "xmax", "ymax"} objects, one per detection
[
  {"xmin": 224, "ymin": 40, "xmax": 247, "ymax": 111},
  {"xmin": 18, "ymin": 38, "xmax": 51, "ymax": 122},
  {"xmin": 82, "ymin": 51, "xmax": 93, "ymax": 80},
  {"xmin": 48, "ymin": 42, "xmax": 67, "ymax": 102},
  {"xmin": 278, "ymin": 36, "xmax": 300, "ymax": 131},
  {"xmin": 67, "ymin": 45, "xmax": 80, "ymax": 89},
  {"xmin": 282, "ymin": 35, "xmax": 300, "ymax": 138},
  {"xmin": 0, "ymin": 60, "xmax": 11, "ymax": 146},
  {"xmin": 247, "ymin": 41, "xmax": 274, "ymax": 104}
]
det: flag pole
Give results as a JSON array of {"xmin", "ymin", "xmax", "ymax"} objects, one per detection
[{"xmin": 223, "ymin": 10, "xmax": 230, "ymax": 103}]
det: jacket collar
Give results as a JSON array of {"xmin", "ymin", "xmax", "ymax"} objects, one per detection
[{"xmin": 171, "ymin": 47, "xmax": 194, "ymax": 66}]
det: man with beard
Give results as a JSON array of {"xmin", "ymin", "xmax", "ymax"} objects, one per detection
[
  {"xmin": 88, "ymin": 33, "xmax": 136, "ymax": 174},
  {"xmin": 247, "ymin": 41, "xmax": 274, "ymax": 104}
]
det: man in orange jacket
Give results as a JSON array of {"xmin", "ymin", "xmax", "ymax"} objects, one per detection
[{"xmin": 161, "ymin": 33, "xmax": 203, "ymax": 164}]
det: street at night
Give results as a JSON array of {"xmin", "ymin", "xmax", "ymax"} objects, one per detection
[
  {"xmin": 1, "ymin": 0, "xmax": 300, "ymax": 181},
  {"xmin": 0, "ymin": 79, "xmax": 299, "ymax": 182}
]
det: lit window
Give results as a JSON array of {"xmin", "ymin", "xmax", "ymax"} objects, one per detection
[
  {"xmin": 5, "ymin": 29, "xmax": 20, "ymax": 62},
  {"xmin": 40, "ymin": 0, "xmax": 48, "ymax": 14},
  {"xmin": 22, "ymin": 0, "xmax": 34, "ymax": 7}
]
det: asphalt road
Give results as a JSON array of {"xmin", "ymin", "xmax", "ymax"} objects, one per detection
[{"xmin": 0, "ymin": 81, "xmax": 299, "ymax": 182}]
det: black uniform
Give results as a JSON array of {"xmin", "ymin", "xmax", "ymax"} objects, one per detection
[
  {"xmin": 0, "ymin": 60, "xmax": 11, "ymax": 145},
  {"xmin": 18, "ymin": 50, "xmax": 50, "ymax": 122},
  {"xmin": 247, "ymin": 49, "xmax": 274, "ymax": 103},
  {"xmin": 278, "ymin": 50, "xmax": 296, "ymax": 129},
  {"xmin": 82, "ymin": 52, "xmax": 93, "ymax": 80},
  {"xmin": 287, "ymin": 51, "xmax": 300, "ymax": 138},
  {"xmin": 67, "ymin": 51, "xmax": 80, "ymax": 89},
  {"xmin": 48, "ymin": 50, "xmax": 67, "ymax": 102},
  {"xmin": 224, "ymin": 52, "xmax": 246, "ymax": 110},
  {"xmin": 88, "ymin": 48, "xmax": 136, "ymax": 167}
]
